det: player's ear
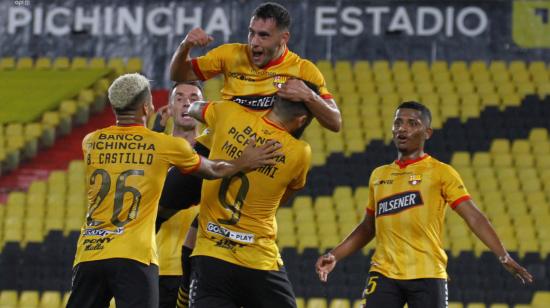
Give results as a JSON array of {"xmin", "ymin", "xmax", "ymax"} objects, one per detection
[
  {"xmin": 281, "ymin": 31, "xmax": 290, "ymax": 45},
  {"xmin": 425, "ymin": 127, "xmax": 433, "ymax": 140}
]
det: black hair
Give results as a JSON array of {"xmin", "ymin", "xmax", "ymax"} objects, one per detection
[
  {"xmin": 114, "ymin": 87, "xmax": 151, "ymax": 113},
  {"xmin": 273, "ymin": 80, "xmax": 318, "ymax": 138},
  {"xmin": 252, "ymin": 2, "xmax": 291, "ymax": 30},
  {"xmin": 396, "ymin": 101, "xmax": 432, "ymax": 126},
  {"xmin": 171, "ymin": 80, "xmax": 203, "ymax": 94}
]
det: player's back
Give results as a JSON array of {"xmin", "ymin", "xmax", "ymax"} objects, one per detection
[
  {"xmin": 194, "ymin": 102, "xmax": 311, "ymax": 270},
  {"xmin": 74, "ymin": 125, "xmax": 200, "ymax": 266}
]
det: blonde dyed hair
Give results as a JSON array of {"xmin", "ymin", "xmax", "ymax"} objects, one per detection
[{"xmin": 108, "ymin": 73, "xmax": 151, "ymax": 109}]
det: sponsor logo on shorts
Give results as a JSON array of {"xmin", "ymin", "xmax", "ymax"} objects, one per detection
[
  {"xmin": 82, "ymin": 227, "xmax": 124, "ymax": 237},
  {"xmin": 376, "ymin": 191, "xmax": 423, "ymax": 217},
  {"xmin": 206, "ymin": 222, "xmax": 255, "ymax": 243}
]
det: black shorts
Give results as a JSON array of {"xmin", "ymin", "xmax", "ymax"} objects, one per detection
[
  {"xmin": 361, "ymin": 272, "xmax": 448, "ymax": 308},
  {"xmin": 159, "ymin": 275, "xmax": 181, "ymax": 308},
  {"xmin": 67, "ymin": 258, "xmax": 159, "ymax": 308},
  {"xmin": 189, "ymin": 256, "xmax": 296, "ymax": 308},
  {"xmin": 159, "ymin": 142, "xmax": 210, "ymax": 210}
]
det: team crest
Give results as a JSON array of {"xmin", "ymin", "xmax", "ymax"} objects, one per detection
[
  {"xmin": 409, "ymin": 174, "xmax": 422, "ymax": 185},
  {"xmin": 273, "ymin": 75, "xmax": 289, "ymax": 89}
]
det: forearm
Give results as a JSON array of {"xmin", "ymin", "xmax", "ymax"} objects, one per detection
[
  {"xmin": 169, "ymin": 43, "xmax": 195, "ymax": 82},
  {"xmin": 330, "ymin": 219, "xmax": 374, "ymax": 261},
  {"xmin": 305, "ymin": 96, "xmax": 342, "ymax": 132},
  {"xmin": 464, "ymin": 213, "xmax": 508, "ymax": 257}
]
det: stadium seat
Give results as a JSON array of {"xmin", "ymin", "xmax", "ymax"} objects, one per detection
[
  {"xmin": 40, "ymin": 291, "xmax": 61, "ymax": 308},
  {"xmin": 307, "ymin": 298, "xmax": 328, "ymax": 308},
  {"xmin": 531, "ymin": 291, "xmax": 550, "ymax": 308},
  {"xmin": 329, "ymin": 299, "xmax": 350, "ymax": 308},
  {"xmin": 19, "ymin": 290, "xmax": 39, "ymax": 307},
  {"xmin": 0, "ymin": 290, "xmax": 17, "ymax": 307}
]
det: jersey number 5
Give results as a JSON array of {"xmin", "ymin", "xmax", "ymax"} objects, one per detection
[
  {"xmin": 87, "ymin": 169, "xmax": 144, "ymax": 227},
  {"xmin": 217, "ymin": 172, "xmax": 249, "ymax": 225}
]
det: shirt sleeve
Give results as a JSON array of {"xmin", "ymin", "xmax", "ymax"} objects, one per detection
[
  {"xmin": 288, "ymin": 143, "xmax": 311, "ymax": 190},
  {"xmin": 191, "ymin": 44, "xmax": 229, "ymax": 81},
  {"xmin": 300, "ymin": 60, "xmax": 333, "ymax": 99},
  {"xmin": 366, "ymin": 173, "xmax": 376, "ymax": 216},
  {"xmin": 168, "ymin": 137, "xmax": 202, "ymax": 174},
  {"xmin": 441, "ymin": 164, "xmax": 471, "ymax": 209}
]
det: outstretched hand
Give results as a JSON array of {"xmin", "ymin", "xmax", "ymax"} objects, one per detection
[
  {"xmin": 183, "ymin": 27, "xmax": 214, "ymax": 48},
  {"xmin": 501, "ymin": 256, "xmax": 534, "ymax": 284},
  {"xmin": 315, "ymin": 252, "xmax": 337, "ymax": 282},
  {"xmin": 238, "ymin": 137, "xmax": 282, "ymax": 172}
]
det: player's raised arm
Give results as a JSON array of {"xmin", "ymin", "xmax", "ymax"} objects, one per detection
[
  {"xmin": 278, "ymin": 79, "xmax": 342, "ymax": 132},
  {"xmin": 192, "ymin": 137, "xmax": 281, "ymax": 180},
  {"xmin": 187, "ymin": 100, "xmax": 210, "ymax": 123},
  {"xmin": 170, "ymin": 28, "xmax": 214, "ymax": 82},
  {"xmin": 454, "ymin": 200, "xmax": 534, "ymax": 284}
]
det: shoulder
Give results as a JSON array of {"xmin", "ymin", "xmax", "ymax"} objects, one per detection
[
  {"xmin": 213, "ymin": 43, "xmax": 246, "ymax": 53},
  {"xmin": 429, "ymin": 157, "xmax": 461, "ymax": 178}
]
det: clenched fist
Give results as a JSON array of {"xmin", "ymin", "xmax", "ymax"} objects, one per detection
[{"xmin": 182, "ymin": 28, "xmax": 214, "ymax": 48}]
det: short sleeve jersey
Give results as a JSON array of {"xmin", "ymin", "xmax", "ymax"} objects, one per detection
[
  {"xmin": 192, "ymin": 101, "xmax": 311, "ymax": 271},
  {"xmin": 366, "ymin": 155, "xmax": 470, "ymax": 279},
  {"xmin": 191, "ymin": 43, "xmax": 332, "ymax": 149},
  {"xmin": 73, "ymin": 125, "xmax": 201, "ymax": 267}
]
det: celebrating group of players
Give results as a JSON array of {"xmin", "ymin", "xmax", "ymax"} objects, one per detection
[{"xmin": 66, "ymin": 2, "xmax": 533, "ymax": 308}]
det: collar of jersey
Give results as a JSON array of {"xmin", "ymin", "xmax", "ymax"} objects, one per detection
[
  {"xmin": 262, "ymin": 47, "xmax": 289, "ymax": 69},
  {"xmin": 262, "ymin": 115, "xmax": 287, "ymax": 131},
  {"xmin": 116, "ymin": 124, "xmax": 144, "ymax": 127},
  {"xmin": 394, "ymin": 154, "xmax": 429, "ymax": 169}
]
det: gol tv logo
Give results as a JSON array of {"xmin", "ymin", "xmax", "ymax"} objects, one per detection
[{"xmin": 513, "ymin": 0, "xmax": 550, "ymax": 47}]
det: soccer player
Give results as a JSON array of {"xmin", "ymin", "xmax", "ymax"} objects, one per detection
[
  {"xmin": 315, "ymin": 102, "xmax": 533, "ymax": 308},
  {"xmin": 184, "ymin": 86, "xmax": 316, "ymax": 307},
  {"xmin": 169, "ymin": 2, "xmax": 341, "ymax": 133},
  {"xmin": 67, "ymin": 73, "xmax": 281, "ymax": 308},
  {"xmin": 154, "ymin": 82, "xmax": 203, "ymax": 308}
]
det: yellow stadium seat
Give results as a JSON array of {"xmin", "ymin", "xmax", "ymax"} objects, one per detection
[
  {"xmin": 529, "ymin": 128, "xmax": 548, "ymax": 143},
  {"xmin": 449, "ymin": 302, "xmax": 464, "ymax": 308},
  {"xmin": 307, "ymin": 297, "xmax": 328, "ymax": 308},
  {"xmin": 472, "ymin": 153, "xmax": 491, "ymax": 167},
  {"xmin": 0, "ymin": 290, "xmax": 17, "ymax": 307},
  {"xmin": 451, "ymin": 237, "xmax": 473, "ymax": 256},
  {"xmin": 296, "ymin": 297, "xmax": 306, "ymax": 308},
  {"xmin": 329, "ymin": 299, "xmax": 350, "ymax": 308},
  {"xmin": 466, "ymin": 303, "xmax": 486, "ymax": 308},
  {"xmin": 127, "ymin": 57, "xmax": 143, "ymax": 73},
  {"xmin": 298, "ymin": 234, "xmax": 319, "ymax": 252},
  {"xmin": 513, "ymin": 305, "xmax": 532, "ymax": 308},
  {"xmin": 16, "ymin": 57, "xmax": 33, "ymax": 70},
  {"xmin": 532, "ymin": 291, "xmax": 550, "ymax": 308},
  {"xmin": 450, "ymin": 152, "xmax": 470, "ymax": 167},
  {"xmin": 0, "ymin": 57, "xmax": 15, "ymax": 70},
  {"xmin": 53, "ymin": 57, "xmax": 70, "ymax": 69},
  {"xmin": 490, "ymin": 139, "xmax": 510, "ymax": 154},
  {"xmin": 517, "ymin": 82, "xmax": 536, "ymax": 96},
  {"xmin": 35, "ymin": 57, "xmax": 51, "ymax": 69},
  {"xmin": 40, "ymin": 291, "xmax": 61, "ymax": 308},
  {"xmin": 19, "ymin": 290, "xmax": 39, "ymax": 307},
  {"xmin": 493, "ymin": 153, "xmax": 513, "ymax": 168},
  {"xmin": 89, "ymin": 57, "xmax": 105, "ymax": 68},
  {"xmin": 489, "ymin": 304, "xmax": 510, "ymax": 308},
  {"xmin": 71, "ymin": 57, "xmax": 88, "ymax": 69}
]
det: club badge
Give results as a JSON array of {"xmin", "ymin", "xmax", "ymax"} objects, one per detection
[{"xmin": 409, "ymin": 174, "xmax": 422, "ymax": 185}]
